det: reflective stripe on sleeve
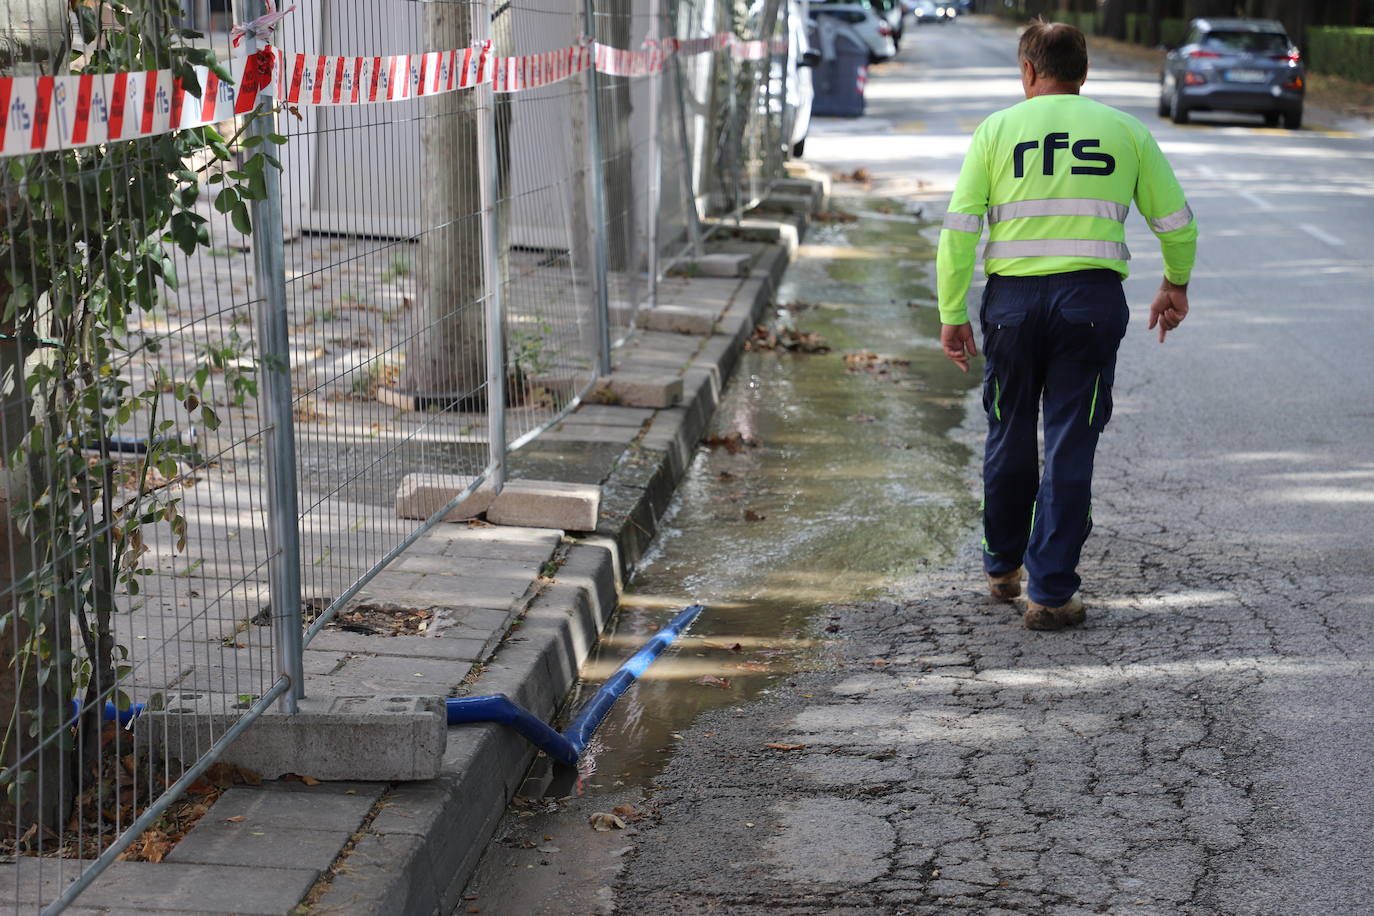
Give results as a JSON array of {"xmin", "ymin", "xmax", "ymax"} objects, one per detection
[
  {"xmin": 986, "ymin": 198, "xmax": 1129, "ymax": 225},
  {"xmin": 1148, "ymin": 204, "xmax": 1194, "ymax": 234},
  {"xmin": 942, "ymin": 211, "xmax": 984, "ymax": 233},
  {"xmin": 983, "ymin": 239, "xmax": 1132, "ymax": 261}
]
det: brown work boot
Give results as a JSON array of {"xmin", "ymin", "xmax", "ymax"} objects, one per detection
[
  {"xmin": 986, "ymin": 567, "xmax": 1023, "ymax": 601},
  {"xmin": 1023, "ymin": 593, "xmax": 1086, "ymax": 631}
]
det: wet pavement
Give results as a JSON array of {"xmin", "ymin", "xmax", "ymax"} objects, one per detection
[
  {"xmin": 459, "ymin": 198, "xmax": 978, "ymax": 913},
  {"xmin": 464, "ymin": 14, "xmax": 1374, "ymax": 916}
]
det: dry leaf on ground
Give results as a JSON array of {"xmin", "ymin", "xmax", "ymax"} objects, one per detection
[
  {"xmin": 763, "ymin": 742, "xmax": 807, "ymax": 752},
  {"xmin": 589, "ymin": 812, "xmax": 627, "ymax": 831}
]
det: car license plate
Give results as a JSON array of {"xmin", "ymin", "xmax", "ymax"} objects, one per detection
[{"xmin": 1226, "ymin": 69, "xmax": 1267, "ymax": 83}]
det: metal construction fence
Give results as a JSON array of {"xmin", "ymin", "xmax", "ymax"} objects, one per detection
[{"xmin": 0, "ymin": 0, "xmax": 789, "ymax": 909}]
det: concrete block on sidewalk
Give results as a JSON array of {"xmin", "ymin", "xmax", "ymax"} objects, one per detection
[
  {"xmin": 693, "ymin": 252, "xmax": 751, "ymax": 278},
  {"xmin": 700, "ymin": 217, "xmax": 800, "ymax": 253},
  {"xmin": 136, "ymin": 694, "xmax": 447, "ymax": 781},
  {"xmin": 395, "ymin": 473, "xmax": 493, "ymax": 522},
  {"xmin": 641, "ymin": 304, "xmax": 718, "ymax": 335},
  {"xmin": 587, "ymin": 373, "xmax": 683, "ymax": 408},
  {"xmin": 762, "ymin": 192, "xmax": 819, "ymax": 215},
  {"xmin": 487, "ymin": 479, "xmax": 601, "ymax": 531},
  {"xmin": 772, "ymin": 176, "xmax": 828, "ymax": 208}
]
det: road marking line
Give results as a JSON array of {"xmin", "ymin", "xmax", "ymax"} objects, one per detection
[
  {"xmin": 1299, "ymin": 223, "xmax": 1345, "ymax": 247},
  {"xmin": 1195, "ymin": 164, "xmax": 1218, "ymax": 179},
  {"xmin": 1237, "ymin": 190, "xmax": 1274, "ymax": 211},
  {"xmin": 1308, "ymin": 124, "xmax": 1358, "ymax": 138}
]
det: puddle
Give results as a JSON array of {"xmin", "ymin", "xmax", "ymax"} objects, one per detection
[
  {"xmin": 562, "ymin": 202, "xmax": 979, "ymax": 788},
  {"xmin": 460, "ymin": 202, "xmax": 980, "ymax": 913}
]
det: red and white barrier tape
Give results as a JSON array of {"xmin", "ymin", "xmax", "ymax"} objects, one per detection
[
  {"xmin": 2, "ymin": 32, "xmax": 787, "ymax": 157},
  {"xmin": 1, "ymin": 48, "xmax": 277, "ymax": 158}
]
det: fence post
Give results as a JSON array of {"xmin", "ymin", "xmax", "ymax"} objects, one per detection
[
  {"xmin": 726, "ymin": 41, "xmax": 742, "ymax": 222},
  {"xmin": 247, "ymin": 13, "xmax": 304, "ymax": 712},
  {"xmin": 673, "ymin": 54, "xmax": 706, "ymax": 259},
  {"xmin": 583, "ymin": 0, "xmax": 614, "ymax": 375},
  {"xmin": 478, "ymin": 6, "xmax": 508, "ymax": 489},
  {"xmin": 647, "ymin": 28, "xmax": 661, "ymax": 310}
]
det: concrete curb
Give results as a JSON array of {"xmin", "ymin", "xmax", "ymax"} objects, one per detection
[{"xmin": 305, "ymin": 190, "xmax": 817, "ymax": 915}]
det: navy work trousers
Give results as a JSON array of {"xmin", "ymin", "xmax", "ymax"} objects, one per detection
[{"xmin": 979, "ymin": 269, "xmax": 1128, "ymax": 607}]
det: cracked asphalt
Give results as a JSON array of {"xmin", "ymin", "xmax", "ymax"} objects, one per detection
[{"xmin": 610, "ymin": 17, "xmax": 1374, "ymax": 916}]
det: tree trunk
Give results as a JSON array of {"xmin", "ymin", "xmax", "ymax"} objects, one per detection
[
  {"xmin": 0, "ymin": 0, "xmax": 76, "ymax": 842},
  {"xmin": 398, "ymin": 4, "xmax": 489, "ymax": 402}
]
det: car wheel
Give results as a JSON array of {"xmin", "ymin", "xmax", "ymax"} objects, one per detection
[
  {"xmin": 1169, "ymin": 90, "xmax": 1190, "ymax": 125},
  {"xmin": 1264, "ymin": 112, "xmax": 1280, "ymax": 128},
  {"xmin": 1157, "ymin": 92, "xmax": 1169, "ymax": 118},
  {"xmin": 1283, "ymin": 108, "xmax": 1302, "ymax": 130},
  {"xmin": 792, "ymin": 139, "xmax": 805, "ymax": 157}
]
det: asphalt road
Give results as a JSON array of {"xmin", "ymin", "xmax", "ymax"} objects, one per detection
[{"xmin": 610, "ymin": 15, "xmax": 1374, "ymax": 915}]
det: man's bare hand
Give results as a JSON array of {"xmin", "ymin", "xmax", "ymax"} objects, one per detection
[
  {"xmin": 1148, "ymin": 279, "xmax": 1190, "ymax": 343},
  {"xmin": 940, "ymin": 322, "xmax": 979, "ymax": 372}
]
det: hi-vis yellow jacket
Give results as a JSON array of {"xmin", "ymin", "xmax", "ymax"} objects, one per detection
[{"xmin": 936, "ymin": 93, "xmax": 1198, "ymax": 325}]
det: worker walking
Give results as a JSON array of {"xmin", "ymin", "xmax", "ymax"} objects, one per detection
[{"xmin": 936, "ymin": 20, "xmax": 1197, "ymax": 630}]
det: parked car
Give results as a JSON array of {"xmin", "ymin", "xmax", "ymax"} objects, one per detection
[
  {"xmin": 1159, "ymin": 18, "xmax": 1305, "ymax": 129},
  {"xmin": 870, "ymin": 0, "xmax": 906, "ymax": 49},
  {"xmin": 785, "ymin": 0, "xmax": 820, "ymax": 156},
  {"xmin": 809, "ymin": 0, "xmax": 897, "ymax": 63}
]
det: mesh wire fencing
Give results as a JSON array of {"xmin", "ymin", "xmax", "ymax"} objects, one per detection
[{"xmin": 0, "ymin": 0, "xmax": 789, "ymax": 907}]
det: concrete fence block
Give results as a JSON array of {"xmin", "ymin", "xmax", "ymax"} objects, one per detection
[
  {"xmin": 762, "ymin": 192, "xmax": 818, "ymax": 215},
  {"xmin": 693, "ymin": 252, "xmax": 752, "ymax": 278},
  {"xmin": 395, "ymin": 473, "xmax": 494, "ymax": 522},
  {"xmin": 588, "ymin": 374, "xmax": 683, "ymax": 409},
  {"xmin": 486, "ymin": 479, "xmax": 601, "ymax": 531},
  {"xmin": 136, "ymin": 694, "xmax": 447, "ymax": 781},
  {"xmin": 641, "ymin": 304, "xmax": 719, "ymax": 335}
]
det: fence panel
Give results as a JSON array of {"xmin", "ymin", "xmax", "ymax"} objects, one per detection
[{"xmin": 0, "ymin": 0, "xmax": 289, "ymax": 904}]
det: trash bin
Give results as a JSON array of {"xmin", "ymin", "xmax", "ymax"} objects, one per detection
[{"xmin": 809, "ymin": 15, "xmax": 868, "ymax": 118}]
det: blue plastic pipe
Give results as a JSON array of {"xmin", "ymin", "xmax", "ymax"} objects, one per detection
[
  {"xmin": 445, "ymin": 695, "xmax": 580, "ymax": 767},
  {"xmin": 562, "ymin": 603, "xmax": 704, "ymax": 754},
  {"xmin": 446, "ymin": 603, "xmax": 705, "ymax": 765},
  {"xmin": 70, "ymin": 699, "xmax": 146, "ymax": 726}
]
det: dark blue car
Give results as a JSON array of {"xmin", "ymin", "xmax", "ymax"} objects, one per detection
[{"xmin": 1159, "ymin": 18, "xmax": 1305, "ymax": 130}]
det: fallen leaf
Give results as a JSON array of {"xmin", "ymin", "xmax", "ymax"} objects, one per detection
[
  {"xmin": 743, "ymin": 509, "xmax": 766, "ymax": 522},
  {"xmin": 692, "ymin": 675, "xmax": 732, "ymax": 689},
  {"xmin": 763, "ymin": 742, "xmax": 806, "ymax": 752},
  {"xmin": 589, "ymin": 812, "xmax": 627, "ymax": 831},
  {"xmin": 847, "ymin": 413, "xmax": 877, "ymax": 423},
  {"xmin": 225, "ymin": 815, "xmax": 246, "ymax": 823},
  {"xmin": 300, "ymin": 775, "xmax": 322, "ymax": 787}
]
